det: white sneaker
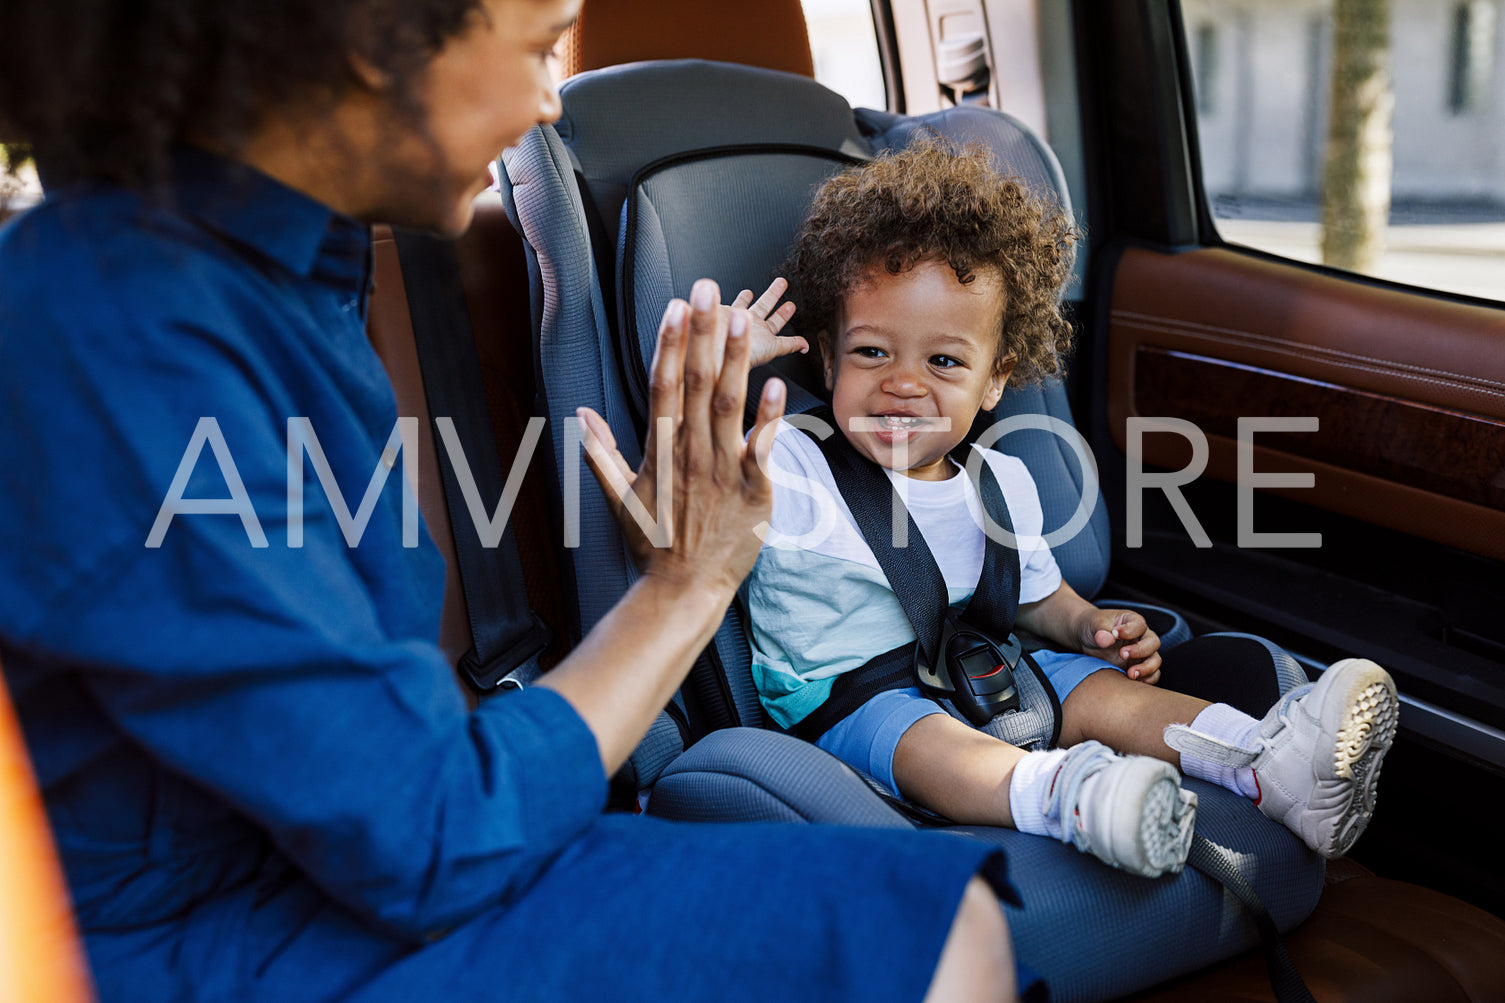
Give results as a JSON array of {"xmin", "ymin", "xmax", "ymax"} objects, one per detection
[
  {"xmin": 1165, "ymin": 658, "xmax": 1398, "ymax": 858},
  {"xmin": 1041, "ymin": 740, "xmax": 1197, "ymax": 878}
]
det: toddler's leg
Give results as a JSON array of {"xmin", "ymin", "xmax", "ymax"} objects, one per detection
[
  {"xmin": 1063, "ymin": 660, "xmax": 1399, "ymax": 857},
  {"xmin": 1059, "ymin": 668, "xmax": 1273, "ymax": 799},
  {"xmin": 892, "ymin": 713, "xmax": 1028, "ymax": 827},
  {"xmin": 1058, "ymin": 668, "xmax": 1212, "ymax": 761},
  {"xmin": 893, "ymin": 716, "xmax": 1196, "ymax": 878}
]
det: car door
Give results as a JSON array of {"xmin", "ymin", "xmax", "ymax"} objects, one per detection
[{"xmin": 1088, "ymin": 0, "xmax": 1505, "ymax": 917}]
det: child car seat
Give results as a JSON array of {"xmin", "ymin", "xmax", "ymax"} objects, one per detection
[{"xmin": 499, "ymin": 59, "xmax": 1323, "ymax": 1002}]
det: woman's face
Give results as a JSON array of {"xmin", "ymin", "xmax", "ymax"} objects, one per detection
[{"xmin": 363, "ymin": 0, "xmax": 580, "ymax": 235}]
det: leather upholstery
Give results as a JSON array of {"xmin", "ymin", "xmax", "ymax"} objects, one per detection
[
  {"xmin": 560, "ymin": 0, "xmax": 814, "ymax": 78},
  {"xmin": 0, "ymin": 664, "xmax": 94, "ymax": 1003},
  {"xmin": 1108, "ymin": 246, "xmax": 1505, "ymax": 561},
  {"xmin": 368, "ymin": 199, "xmax": 571, "ymax": 676},
  {"xmin": 369, "ymin": 226, "xmax": 471, "ymax": 668},
  {"xmin": 1124, "ymin": 859, "xmax": 1505, "ymax": 1002}
]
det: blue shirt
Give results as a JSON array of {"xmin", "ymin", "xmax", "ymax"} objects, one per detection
[{"xmin": 0, "ymin": 150, "xmax": 606, "ymax": 992}]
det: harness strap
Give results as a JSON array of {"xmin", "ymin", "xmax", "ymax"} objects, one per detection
[
  {"xmin": 789, "ymin": 643, "xmax": 913, "ymax": 743},
  {"xmin": 786, "ymin": 408, "xmax": 1047, "ymax": 740},
  {"xmin": 805, "ymin": 413, "xmax": 951, "ymax": 668},
  {"xmin": 957, "ymin": 449, "xmax": 1021, "ymax": 636},
  {"xmin": 1187, "ymin": 835, "xmax": 1319, "ymax": 1003}
]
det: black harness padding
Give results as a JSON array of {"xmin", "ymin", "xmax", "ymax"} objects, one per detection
[{"xmin": 788, "ymin": 407, "xmax": 1057, "ymax": 743}]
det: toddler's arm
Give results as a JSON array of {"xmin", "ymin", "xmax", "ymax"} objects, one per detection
[{"xmin": 1017, "ymin": 582, "xmax": 1163, "ymax": 684}]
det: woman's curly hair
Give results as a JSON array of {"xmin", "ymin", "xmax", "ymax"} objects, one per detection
[
  {"xmin": 0, "ymin": 0, "xmax": 485, "ymax": 188},
  {"xmin": 786, "ymin": 140, "xmax": 1077, "ymax": 387}
]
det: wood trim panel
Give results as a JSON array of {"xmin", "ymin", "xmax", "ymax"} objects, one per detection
[
  {"xmin": 1133, "ymin": 348, "xmax": 1505, "ymax": 511},
  {"xmin": 1107, "ymin": 246, "xmax": 1505, "ymax": 561}
]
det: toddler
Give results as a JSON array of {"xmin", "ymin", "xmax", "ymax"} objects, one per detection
[{"xmin": 741, "ymin": 143, "xmax": 1397, "ymax": 876}]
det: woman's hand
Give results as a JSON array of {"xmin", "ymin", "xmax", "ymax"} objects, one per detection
[
  {"xmin": 576, "ymin": 278, "xmax": 786, "ymax": 597},
  {"xmin": 727, "ymin": 277, "xmax": 807, "ymax": 368},
  {"xmin": 544, "ymin": 284, "xmax": 788, "ymax": 768},
  {"xmin": 547, "ymin": 280, "xmax": 786, "ymax": 772}
]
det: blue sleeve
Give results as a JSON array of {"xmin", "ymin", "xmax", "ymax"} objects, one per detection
[{"xmin": 0, "ymin": 206, "xmax": 607, "ymax": 941}]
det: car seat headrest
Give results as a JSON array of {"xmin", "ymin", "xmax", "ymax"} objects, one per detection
[
  {"xmin": 560, "ymin": 0, "xmax": 814, "ymax": 79},
  {"xmin": 558, "ymin": 60, "xmax": 868, "ymax": 199},
  {"xmin": 619, "ymin": 145, "xmax": 861, "ymax": 420},
  {"xmin": 855, "ymin": 105, "xmax": 1075, "ymax": 223}
]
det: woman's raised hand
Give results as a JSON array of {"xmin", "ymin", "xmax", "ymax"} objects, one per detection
[{"xmin": 577, "ymin": 278, "xmax": 786, "ymax": 596}]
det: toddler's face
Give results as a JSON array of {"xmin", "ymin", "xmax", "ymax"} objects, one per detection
[{"xmin": 825, "ymin": 258, "xmax": 1012, "ymax": 480}]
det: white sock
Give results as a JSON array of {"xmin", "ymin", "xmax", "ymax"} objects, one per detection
[
  {"xmin": 1009, "ymin": 748, "xmax": 1096, "ymax": 839},
  {"xmin": 1177, "ymin": 703, "xmax": 1261, "ymax": 799}
]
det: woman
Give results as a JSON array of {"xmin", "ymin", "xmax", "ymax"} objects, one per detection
[{"xmin": 0, "ymin": 0, "xmax": 1021, "ymax": 999}]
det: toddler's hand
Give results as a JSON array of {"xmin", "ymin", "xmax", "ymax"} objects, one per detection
[
  {"xmin": 726, "ymin": 278, "xmax": 808, "ymax": 369},
  {"xmin": 1082, "ymin": 609, "xmax": 1162, "ymax": 685}
]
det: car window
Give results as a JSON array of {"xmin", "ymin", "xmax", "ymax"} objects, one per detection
[
  {"xmin": 802, "ymin": 0, "xmax": 888, "ymax": 110},
  {"xmin": 1181, "ymin": 0, "xmax": 1504, "ymax": 302}
]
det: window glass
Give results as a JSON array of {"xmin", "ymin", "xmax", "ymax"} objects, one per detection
[
  {"xmin": 1182, "ymin": 0, "xmax": 1504, "ymax": 302},
  {"xmin": 802, "ymin": 0, "xmax": 888, "ymax": 110}
]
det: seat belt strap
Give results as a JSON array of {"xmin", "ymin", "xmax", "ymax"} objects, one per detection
[
  {"xmin": 955, "ymin": 450, "xmax": 1021, "ymax": 636},
  {"xmin": 806, "ymin": 412, "xmax": 951, "ymax": 669},
  {"xmin": 789, "ymin": 643, "xmax": 913, "ymax": 743},
  {"xmin": 392, "ymin": 229, "xmax": 551, "ymax": 694},
  {"xmin": 1187, "ymin": 835, "xmax": 1318, "ymax": 1003}
]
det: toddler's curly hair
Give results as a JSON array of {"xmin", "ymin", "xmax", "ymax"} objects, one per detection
[{"xmin": 786, "ymin": 140, "xmax": 1077, "ymax": 386}]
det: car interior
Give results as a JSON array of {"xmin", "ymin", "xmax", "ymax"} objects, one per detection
[{"xmin": 5, "ymin": 0, "xmax": 1505, "ymax": 1000}]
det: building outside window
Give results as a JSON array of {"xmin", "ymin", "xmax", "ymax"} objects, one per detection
[{"xmin": 1183, "ymin": 0, "xmax": 1504, "ymax": 301}]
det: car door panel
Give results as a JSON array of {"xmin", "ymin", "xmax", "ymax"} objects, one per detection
[{"xmin": 1107, "ymin": 245, "xmax": 1505, "ymax": 562}]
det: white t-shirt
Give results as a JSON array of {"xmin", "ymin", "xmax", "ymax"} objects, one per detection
[{"xmin": 747, "ymin": 419, "xmax": 1063, "ymax": 728}]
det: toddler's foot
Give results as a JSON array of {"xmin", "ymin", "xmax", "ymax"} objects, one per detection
[
  {"xmin": 1166, "ymin": 658, "xmax": 1398, "ymax": 858},
  {"xmin": 1040, "ymin": 741, "xmax": 1197, "ymax": 878}
]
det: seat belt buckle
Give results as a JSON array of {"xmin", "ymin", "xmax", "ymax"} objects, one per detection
[
  {"xmin": 457, "ymin": 612, "xmax": 552, "ymax": 694},
  {"xmin": 928, "ymin": 621, "xmax": 1024, "ymax": 727}
]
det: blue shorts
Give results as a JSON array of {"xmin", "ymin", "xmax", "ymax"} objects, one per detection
[{"xmin": 816, "ymin": 650, "xmax": 1119, "ymax": 796}]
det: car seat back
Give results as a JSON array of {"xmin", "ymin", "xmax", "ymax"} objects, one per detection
[
  {"xmin": 500, "ymin": 57, "xmax": 1329, "ymax": 1001},
  {"xmin": 557, "ymin": 0, "xmax": 815, "ymax": 80},
  {"xmin": 503, "ymin": 60, "xmax": 1115, "ymax": 729}
]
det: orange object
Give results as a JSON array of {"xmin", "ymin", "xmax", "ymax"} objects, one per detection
[
  {"xmin": 0, "ymin": 664, "xmax": 94, "ymax": 1003},
  {"xmin": 560, "ymin": 0, "xmax": 814, "ymax": 79}
]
